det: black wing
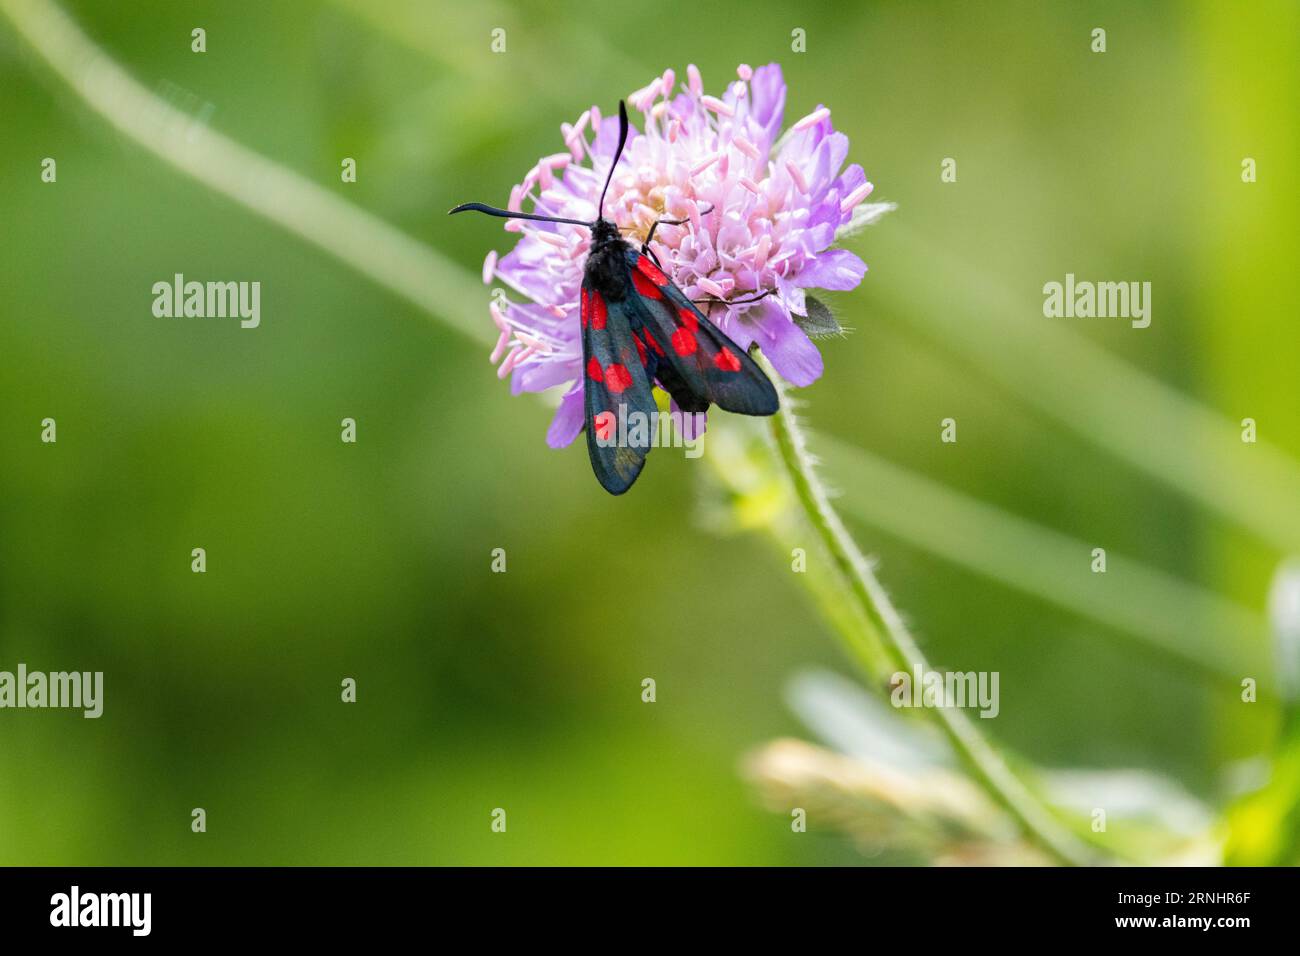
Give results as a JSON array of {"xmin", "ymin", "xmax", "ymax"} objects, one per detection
[
  {"xmin": 624, "ymin": 250, "xmax": 778, "ymax": 416},
  {"xmin": 580, "ymin": 283, "xmax": 660, "ymax": 495}
]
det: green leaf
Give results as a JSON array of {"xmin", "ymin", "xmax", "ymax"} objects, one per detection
[{"xmin": 795, "ymin": 295, "xmax": 843, "ymax": 338}]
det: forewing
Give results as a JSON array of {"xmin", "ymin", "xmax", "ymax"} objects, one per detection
[
  {"xmin": 580, "ymin": 283, "xmax": 660, "ymax": 495},
  {"xmin": 624, "ymin": 251, "xmax": 778, "ymax": 416}
]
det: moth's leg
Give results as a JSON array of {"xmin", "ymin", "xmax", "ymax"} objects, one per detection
[
  {"xmin": 642, "ymin": 204, "xmax": 715, "ymax": 257},
  {"xmin": 642, "ymin": 243, "xmax": 665, "ymax": 271},
  {"xmin": 641, "ymin": 219, "xmax": 676, "ymax": 257},
  {"xmin": 690, "ymin": 289, "xmax": 775, "ymax": 307}
]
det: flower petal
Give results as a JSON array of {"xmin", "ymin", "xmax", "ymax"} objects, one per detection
[
  {"xmin": 512, "ymin": 356, "xmax": 578, "ymax": 394},
  {"xmin": 720, "ymin": 309, "xmax": 757, "ymax": 350},
  {"xmin": 793, "ymin": 249, "xmax": 867, "ymax": 291},
  {"xmin": 546, "ymin": 384, "xmax": 585, "ymax": 448},
  {"xmin": 754, "ymin": 298, "xmax": 824, "ymax": 387},
  {"xmin": 747, "ymin": 63, "xmax": 787, "ymax": 149},
  {"xmin": 777, "ymin": 275, "xmax": 806, "ymax": 315}
]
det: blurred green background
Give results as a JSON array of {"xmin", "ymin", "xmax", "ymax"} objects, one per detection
[{"xmin": 1, "ymin": 0, "xmax": 1296, "ymax": 864}]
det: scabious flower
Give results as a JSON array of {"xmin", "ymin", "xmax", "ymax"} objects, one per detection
[{"xmin": 482, "ymin": 63, "xmax": 892, "ymax": 448}]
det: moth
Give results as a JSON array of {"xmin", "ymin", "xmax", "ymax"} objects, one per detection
[{"xmin": 451, "ymin": 101, "xmax": 778, "ymax": 494}]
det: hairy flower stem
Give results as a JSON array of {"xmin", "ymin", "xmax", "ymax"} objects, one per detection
[{"xmin": 760, "ymin": 356, "xmax": 1100, "ymax": 867}]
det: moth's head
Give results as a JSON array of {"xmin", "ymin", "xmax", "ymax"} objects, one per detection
[{"xmin": 590, "ymin": 217, "xmax": 622, "ymax": 247}]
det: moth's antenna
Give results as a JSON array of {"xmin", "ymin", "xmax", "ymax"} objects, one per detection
[
  {"xmin": 452, "ymin": 99, "xmax": 629, "ymax": 227},
  {"xmin": 448, "ymin": 202, "xmax": 591, "ymax": 228},
  {"xmin": 597, "ymin": 100, "xmax": 629, "ymax": 221}
]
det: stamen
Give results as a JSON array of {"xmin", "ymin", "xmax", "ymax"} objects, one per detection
[
  {"xmin": 792, "ymin": 107, "xmax": 830, "ymax": 131},
  {"xmin": 629, "ymin": 80, "xmax": 660, "ymax": 112},
  {"xmin": 526, "ymin": 228, "xmax": 570, "ymax": 248},
  {"xmin": 489, "ymin": 299, "xmax": 509, "ymax": 331},
  {"xmin": 515, "ymin": 332, "xmax": 551, "ymax": 353},
  {"xmin": 737, "ymin": 63, "xmax": 753, "ymax": 81},
  {"xmin": 489, "ymin": 329, "xmax": 510, "ymax": 364},
  {"xmin": 691, "ymin": 153, "xmax": 722, "ymax": 176},
  {"xmin": 687, "ymin": 64, "xmax": 703, "ymax": 97},
  {"xmin": 700, "ymin": 95, "xmax": 734, "ymax": 117},
  {"xmin": 731, "ymin": 135, "xmax": 760, "ymax": 161},
  {"xmin": 566, "ymin": 109, "xmax": 590, "ymax": 142},
  {"xmin": 560, "ymin": 122, "xmax": 580, "ymax": 161},
  {"xmin": 688, "ymin": 202, "xmax": 704, "ymax": 232},
  {"xmin": 840, "ymin": 181, "xmax": 875, "ymax": 213},
  {"xmin": 481, "ymin": 250, "xmax": 498, "ymax": 285},
  {"xmin": 785, "ymin": 161, "xmax": 809, "ymax": 193}
]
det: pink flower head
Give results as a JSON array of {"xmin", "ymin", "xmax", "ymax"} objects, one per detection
[{"xmin": 482, "ymin": 63, "xmax": 890, "ymax": 448}]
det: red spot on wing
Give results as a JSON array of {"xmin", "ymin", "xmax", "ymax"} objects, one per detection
[
  {"xmin": 644, "ymin": 330, "xmax": 665, "ymax": 356},
  {"xmin": 631, "ymin": 269, "xmax": 661, "ymax": 299},
  {"xmin": 589, "ymin": 293, "xmax": 607, "ymax": 330},
  {"xmin": 605, "ymin": 363, "xmax": 633, "ymax": 393},
  {"xmin": 634, "ymin": 332, "xmax": 648, "ymax": 366},
  {"xmin": 714, "ymin": 346, "xmax": 742, "ymax": 372},
  {"xmin": 586, "ymin": 356, "xmax": 603, "ymax": 382},
  {"xmin": 675, "ymin": 306, "xmax": 699, "ymax": 331},
  {"xmin": 671, "ymin": 328, "xmax": 698, "ymax": 356},
  {"xmin": 593, "ymin": 411, "xmax": 615, "ymax": 441},
  {"xmin": 636, "ymin": 256, "xmax": 670, "ymax": 286}
]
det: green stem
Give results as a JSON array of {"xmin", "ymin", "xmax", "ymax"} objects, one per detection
[{"xmin": 761, "ymin": 356, "xmax": 1101, "ymax": 866}]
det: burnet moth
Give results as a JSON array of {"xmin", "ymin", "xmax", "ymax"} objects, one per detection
[{"xmin": 451, "ymin": 101, "xmax": 779, "ymax": 495}]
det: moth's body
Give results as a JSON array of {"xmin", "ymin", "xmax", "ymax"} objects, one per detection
[
  {"xmin": 584, "ymin": 218, "xmax": 635, "ymax": 302},
  {"xmin": 451, "ymin": 100, "xmax": 778, "ymax": 494}
]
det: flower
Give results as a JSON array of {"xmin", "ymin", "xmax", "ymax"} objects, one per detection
[{"xmin": 481, "ymin": 63, "xmax": 891, "ymax": 449}]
